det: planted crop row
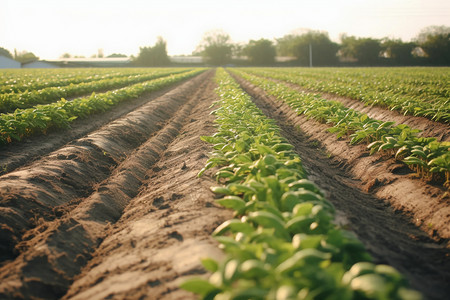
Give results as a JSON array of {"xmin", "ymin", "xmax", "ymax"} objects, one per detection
[
  {"xmin": 181, "ymin": 68, "xmax": 421, "ymax": 300},
  {"xmin": 241, "ymin": 68, "xmax": 449, "ymax": 123},
  {"xmin": 0, "ymin": 69, "xmax": 205, "ymax": 145},
  {"xmin": 0, "ymin": 69, "xmax": 192, "ymax": 113},
  {"xmin": 0, "ymin": 68, "xmax": 149, "ymax": 94},
  {"xmin": 232, "ymin": 69, "xmax": 450, "ymax": 188}
]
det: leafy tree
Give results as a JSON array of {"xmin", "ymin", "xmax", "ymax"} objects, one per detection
[
  {"xmin": 107, "ymin": 53, "xmax": 127, "ymax": 58},
  {"xmin": 276, "ymin": 30, "xmax": 338, "ymax": 66},
  {"xmin": 381, "ymin": 38, "xmax": 416, "ymax": 65},
  {"xmin": 340, "ymin": 35, "xmax": 381, "ymax": 65},
  {"xmin": 415, "ymin": 26, "xmax": 450, "ymax": 65},
  {"xmin": 60, "ymin": 53, "xmax": 71, "ymax": 58},
  {"xmin": 0, "ymin": 47, "xmax": 13, "ymax": 59},
  {"xmin": 244, "ymin": 39, "xmax": 276, "ymax": 65},
  {"xmin": 135, "ymin": 37, "xmax": 170, "ymax": 67},
  {"xmin": 196, "ymin": 30, "xmax": 233, "ymax": 66},
  {"xmin": 14, "ymin": 50, "xmax": 39, "ymax": 63}
]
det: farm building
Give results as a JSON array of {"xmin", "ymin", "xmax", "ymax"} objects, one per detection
[
  {"xmin": 0, "ymin": 55, "xmax": 21, "ymax": 68},
  {"xmin": 22, "ymin": 60, "xmax": 60, "ymax": 68},
  {"xmin": 47, "ymin": 57, "xmax": 132, "ymax": 68}
]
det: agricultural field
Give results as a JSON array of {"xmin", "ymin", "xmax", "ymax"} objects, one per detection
[{"xmin": 0, "ymin": 67, "xmax": 448, "ymax": 299}]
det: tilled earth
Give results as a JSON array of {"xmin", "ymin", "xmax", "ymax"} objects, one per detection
[{"xmin": 0, "ymin": 70, "xmax": 448, "ymax": 299}]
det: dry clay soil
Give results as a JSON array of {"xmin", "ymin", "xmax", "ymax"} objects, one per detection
[{"xmin": 0, "ymin": 70, "xmax": 449, "ymax": 300}]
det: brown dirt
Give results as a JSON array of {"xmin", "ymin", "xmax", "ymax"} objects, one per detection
[
  {"xmin": 0, "ymin": 70, "xmax": 231, "ymax": 299},
  {"xmin": 0, "ymin": 68, "xmax": 449, "ymax": 300},
  {"xmin": 0, "ymin": 77, "xmax": 193, "ymax": 176},
  {"xmin": 231, "ymin": 73, "xmax": 450, "ymax": 300}
]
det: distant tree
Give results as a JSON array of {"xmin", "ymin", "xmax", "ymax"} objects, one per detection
[
  {"xmin": 340, "ymin": 35, "xmax": 381, "ymax": 65},
  {"xmin": 415, "ymin": 26, "xmax": 450, "ymax": 65},
  {"xmin": 276, "ymin": 30, "xmax": 339, "ymax": 66},
  {"xmin": 60, "ymin": 53, "xmax": 71, "ymax": 58},
  {"xmin": 381, "ymin": 38, "xmax": 416, "ymax": 65},
  {"xmin": 14, "ymin": 50, "xmax": 39, "ymax": 63},
  {"xmin": 0, "ymin": 47, "xmax": 13, "ymax": 59},
  {"xmin": 107, "ymin": 53, "xmax": 127, "ymax": 58},
  {"xmin": 244, "ymin": 39, "xmax": 276, "ymax": 65},
  {"xmin": 196, "ymin": 30, "xmax": 233, "ymax": 66},
  {"xmin": 135, "ymin": 37, "xmax": 170, "ymax": 67},
  {"xmin": 232, "ymin": 43, "xmax": 245, "ymax": 57}
]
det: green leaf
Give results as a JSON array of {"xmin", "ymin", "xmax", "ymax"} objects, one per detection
[
  {"xmin": 213, "ymin": 219, "xmax": 255, "ymax": 236},
  {"xmin": 239, "ymin": 259, "xmax": 270, "ymax": 278},
  {"xmin": 180, "ymin": 278, "xmax": 219, "ymax": 296},
  {"xmin": 210, "ymin": 186, "xmax": 233, "ymax": 195},
  {"xmin": 201, "ymin": 258, "xmax": 219, "ymax": 272},
  {"xmin": 276, "ymin": 248, "xmax": 331, "ymax": 275},
  {"xmin": 230, "ymin": 287, "xmax": 268, "ymax": 299},
  {"xmin": 228, "ymin": 183, "xmax": 256, "ymax": 195},
  {"xmin": 272, "ymin": 143, "xmax": 294, "ymax": 152},
  {"xmin": 285, "ymin": 216, "xmax": 315, "ymax": 234},
  {"xmin": 216, "ymin": 196, "xmax": 246, "ymax": 211},
  {"xmin": 247, "ymin": 211, "xmax": 290, "ymax": 240},
  {"xmin": 350, "ymin": 274, "xmax": 388, "ymax": 298},
  {"xmin": 377, "ymin": 121, "xmax": 395, "ymax": 129}
]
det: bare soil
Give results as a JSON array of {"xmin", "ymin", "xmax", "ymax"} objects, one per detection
[{"xmin": 0, "ymin": 69, "xmax": 448, "ymax": 300}]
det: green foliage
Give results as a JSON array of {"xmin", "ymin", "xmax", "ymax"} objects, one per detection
[
  {"xmin": 340, "ymin": 35, "xmax": 382, "ymax": 65},
  {"xmin": 238, "ymin": 67, "xmax": 449, "ymax": 122},
  {"xmin": 134, "ymin": 37, "xmax": 170, "ymax": 67},
  {"xmin": 0, "ymin": 69, "xmax": 204, "ymax": 145},
  {"xmin": 182, "ymin": 68, "xmax": 422, "ymax": 299},
  {"xmin": 196, "ymin": 30, "xmax": 233, "ymax": 66},
  {"xmin": 14, "ymin": 50, "xmax": 39, "ymax": 64},
  {"xmin": 244, "ymin": 39, "xmax": 276, "ymax": 66},
  {"xmin": 276, "ymin": 30, "xmax": 339, "ymax": 66},
  {"xmin": 415, "ymin": 26, "xmax": 450, "ymax": 65},
  {"xmin": 381, "ymin": 38, "xmax": 416, "ymax": 65},
  {"xmin": 0, "ymin": 47, "xmax": 13, "ymax": 59},
  {"xmin": 232, "ymin": 68, "xmax": 450, "ymax": 187},
  {"xmin": 0, "ymin": 69, "xmax": 190, "ymax": 113}
]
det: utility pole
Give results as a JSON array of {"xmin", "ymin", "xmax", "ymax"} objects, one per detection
[{"xmin": 309, "ymin": 43, "xmax": 312, "ymax": 67}]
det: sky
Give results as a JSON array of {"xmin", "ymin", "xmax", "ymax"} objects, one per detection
[{"xmin": 1, "ymin": 0, "xmax": 449, "ymax": 59}]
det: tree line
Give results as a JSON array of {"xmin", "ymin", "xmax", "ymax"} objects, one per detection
[
  {"xmin": 195, "ymin": 26, "xmax": 449, "ymax": 67},
  {"xmin": 1, "ymin": 25, "xmax": 448, "ymax": 67}
]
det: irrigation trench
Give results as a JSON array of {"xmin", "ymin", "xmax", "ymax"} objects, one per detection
[{"xmin": 0, "ymin": 70, "xmax": 448, "ymax": 299}]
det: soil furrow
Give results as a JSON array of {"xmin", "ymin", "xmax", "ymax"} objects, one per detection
[
  {"xmin": 263, "ymin": 76, "xmax": 450, "ymax": 141},
  {"xmin": 232, "ymin": 73, "xmax": 450, "ymax": 300},
  {"xmin": 0, "ymin": 72, "xmax": 210, "ymax": 263},
  {"xmin": 62, "ymin": 71, "xmax": 232, "ymax": 300},
  {"xmin": 0, "ymin": 74, "xmax": 200, "ymax": 176},
  {"xmin": 0, "ymin": 73, "xmax": 213, "ymax": 300}
]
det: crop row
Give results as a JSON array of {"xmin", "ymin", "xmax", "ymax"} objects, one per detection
[
  {"xmin": 0, "ymin": 68, "xmax": 150, "ymax": 93},
  {"xmin": 0, "ymin": 69, "xmax": 192, "ymax": 113},
  {"xmin": 232, "ymin": 69, "xmax": 450, "ymax": 188},
  {"xmin": 241, "ymin": 68, "xmax": 449, "ymax": 123},
  {"xmin": 0, "ymin": 69, "xmax": 205, "ymax": 145},
  {"xmin": 181, "ymin": 68, "xmax": 421, "ymax": 299}
]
